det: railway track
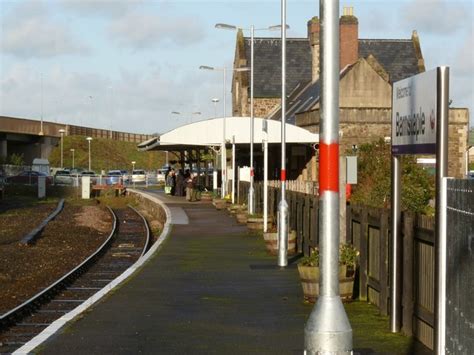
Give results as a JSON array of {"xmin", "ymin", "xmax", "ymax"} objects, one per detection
[{"xmin": 0, "ymin": 205, "xmax": 150, "ymax": 354}]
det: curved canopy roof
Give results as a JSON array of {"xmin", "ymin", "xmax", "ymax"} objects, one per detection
[{"xmin": 138, "ymin": 116, "xmax": 318, "ymax": 151}]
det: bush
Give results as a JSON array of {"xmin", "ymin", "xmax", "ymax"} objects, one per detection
[{"xmin": 350, "ymin": 139, "xmax": 434, "ymax": 214}]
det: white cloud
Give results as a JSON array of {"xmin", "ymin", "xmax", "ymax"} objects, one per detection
[
  {"xmin": 401, "ymin": 0, "xmax": 472, "ymax": 35},
  {"xmin": 108, "ymin": 12, "xmax": 205, "ymax": 50},
  {"xmin": 60, "ymin": 0, "xmax": 145, "ymax": 18},
  {"xmin": 1, "ymin": 1, "xmax": 90, "ymax": 58},
  {"xmin": 0, "ymin": 64, "xmax": 224, "ymax": 134}
]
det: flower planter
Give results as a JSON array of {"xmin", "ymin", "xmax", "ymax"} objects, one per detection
[
  {"xmin": 297, "ymin": 265, "xmax": 354, "ymax": 302},
  {"xmin": 227, "ymin": 204, "xmax": 245, "ymax": 215},
  {"xmin": 263, "ymin": 230, "xmax": 296, "ymax": 255},
  {"xmin": 235, "ymin": 212, "xmax": 248, "ymax": 224},
  {"xmin": 212, "ymin": 198, "xmax": 228, "ymax": 210},
  {"xmin": 246, "ymin": 216, "xmax": 273, "ymax": 230},
  {"xmin": 200, "ymin": 192, "xmax": 212, "ymax": 202}
]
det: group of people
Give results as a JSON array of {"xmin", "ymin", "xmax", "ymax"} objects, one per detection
[{"xmin": 165, "ymin": 168, "xmax": 198, "ymax": 202}]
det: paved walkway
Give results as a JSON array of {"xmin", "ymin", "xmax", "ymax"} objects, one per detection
[{"xmin": 39, "ymin": 191, "xmax": 309, "ymax": 354}]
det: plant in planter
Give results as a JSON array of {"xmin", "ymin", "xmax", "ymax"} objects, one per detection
[
  {"xmin": 263, "ymin": 225, "xmax": 296, "ymax": 255},
  {"xmin": 297, "ymin": 244, "xmax": 358, "ymax": 303},
  {"xmin": 246, "ymin": 213, "xmax": 273, "ymax": 230}
]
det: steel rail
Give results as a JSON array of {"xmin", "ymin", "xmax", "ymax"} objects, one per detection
[
  {"xmin": 126, "ymin": 204, "xmax": 151, "ymax": 257},
  {"xmin": 0, "ymin": 207, "xmax": 117, "ymax": 328}
]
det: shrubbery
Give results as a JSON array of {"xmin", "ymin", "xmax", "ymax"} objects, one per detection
[{"xmin": 350, "ymin": 139, "xmax": 434, "ymax": 214}]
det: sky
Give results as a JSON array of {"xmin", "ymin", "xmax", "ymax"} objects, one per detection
[{"xmin": 0, "ymin": 0, "xmax": 472, "ymax": 135}]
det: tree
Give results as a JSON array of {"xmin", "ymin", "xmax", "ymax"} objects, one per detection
[{"xmin": 350, "ymin": 139, "xmax": 434, "ymax": 214}]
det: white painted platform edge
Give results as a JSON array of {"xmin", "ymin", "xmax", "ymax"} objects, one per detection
[{"xmin": 14, "ymin": 189, "xmax": 172, "ymax": 354}]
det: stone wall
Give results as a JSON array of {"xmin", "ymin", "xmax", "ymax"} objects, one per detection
[
  {"xmin": 296, "ymin": 107, "xmax": 470, "ymax": 178},
  {"xmin": 254, "ymin": 98, "xmax": 281, "ymax": 118}
]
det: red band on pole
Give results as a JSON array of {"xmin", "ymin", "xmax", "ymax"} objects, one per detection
[
  {"xmin": 250, "ymin": 168, "xmax": 254, "ymax": 177},
  {"xmin": 319, "ymin": 142, "xmax": 339, "ymax": 193},
  {"xmin": 281, "ymin": 169, "xmax": 286, "ymax": 182}
]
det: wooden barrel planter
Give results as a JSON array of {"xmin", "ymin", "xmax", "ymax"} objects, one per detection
[
  {"xmin": 200, "ymin": 191, "xmax": 212, "ymax": 202},
  {"xmin": 227, "ymin": 204, "xmax": 245, "ymax": 215},
  {"xmin": 235, "ymin": 212, "xmax": 248, "ymax": 224},
  {"xmin": 212, "ymin": 198, "xmax": 228, "ymax": 210},
  {"xmin": 246, "ymin": 216, "xmax": 273, "ymax": 230},
  {"xmin": 263, "ymin": 230, "xmax": 296, "ymax": 255},
  {"xmin": 297, "ymin": 265, "xmax": 354, "ymax": 302}
]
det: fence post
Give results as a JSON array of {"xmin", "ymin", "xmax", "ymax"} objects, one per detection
[
  {"xmin": 401, "ymin": 211, "xmax": 415, "ymax": 336},
  {"xmin": 359, "ymin": 207, "xmax": 369, "ymax": 301},
  {"xmin": 379, "ymin": 210, "xmax": 389, "ymax": 316}
]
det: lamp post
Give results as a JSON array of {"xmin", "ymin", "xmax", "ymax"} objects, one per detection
[
  {"xmin": 39, "ymin": 72, "xmax": 44, "ymax": 136},
  {"xmin": 278, "ymin": 1, "xmax": 289, "ymax": 268},
  {"xmin": 215, "ymin": 22, "xmax": 288, "ymax": 214},
  {"xmin": 70, "ymin": 149, "xmax": 75, "ymax": 169},
  {"xmin": 200, "ymin": 65, "xmax": 249, "ymax": 199},
  {"xmin": 212, "ymin": 98, "xmax": 219, "ymax": 118},
  {"xmin": 132, "ymin": 161, "xmax": 136, "ymax": 171},
  {"xmin": 86, "ymin": 137, "xmax": 93, "ymax": 171},
  {"xmin": 59, "ymin": 129, "xmax": 65, "ymax": 168},
  {"xmin": 304, "ymin": 0, "xmax": 353, "ymax": 353}
]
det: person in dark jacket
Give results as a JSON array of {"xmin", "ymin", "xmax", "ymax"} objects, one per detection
[{"xmin": 175, "ymin": 170, "xmax": 184, "ymax": 196}]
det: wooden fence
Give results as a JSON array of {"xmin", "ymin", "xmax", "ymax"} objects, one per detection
[{"xmin": 238, "ymin": 180, "xmax": 436, "ymax": 350}]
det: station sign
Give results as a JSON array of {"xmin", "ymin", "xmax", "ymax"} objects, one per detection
[{"xmin": 392, "ymin": 69, "xmax": 437, "ymax": 155}]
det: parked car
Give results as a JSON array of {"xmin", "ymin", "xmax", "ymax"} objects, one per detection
[
  {"xmin": 131, "ymin": 169, "xmax": 146, "ymax": 183},
  {"xmin": 6, "ymin": 171, "xmax": 52, "ymax": 185},
  {"xmin": 54, "ymin": 170, "xmax": 73, "ymax": 185},
  {"xmin": 120, "ymin": 170, "xmax": 130, "ymax": 183},
  {"xmin": 107, "ymin": 170, "xmax": 125, "ymax": 185}
]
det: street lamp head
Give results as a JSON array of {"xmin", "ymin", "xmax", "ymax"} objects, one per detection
[
  {"xmin": 234, "ymin": 67, "xmax": 250, "ymax": 72},
  {"xmin": 86, "ymin": 136, "xmax": 93, "ymax": 141},
  {"xmin": 192, "ymin": 111, "xmax": 202, "ymax": 115},
  {"xmin": 212, "ymin": 98, "xmax": 220, "ymax": 103},
  {"xmin": 70, "ymin": 148, "xmax": 75, "ymax": 152},
  {"xmin": 131, "ymin": 161, "xmax": 136, "ymax": 164},
  {"xmin": 199, "ymin": 65, "xmax": 215, "ymax": 71},
  {"xmin": 59, "ymin": 129, "xmax": 65, "ymax": 135},
  {"xmin": 268, "ymin": 24, "xmax": 290, "ymax": 31},
  {"xmin": 171, "ymin": 111, "xmax": 181, "ymax": 115},
  {"xmin": 215, "ymin": 23, "xmax": 238, "ymax": 31}
]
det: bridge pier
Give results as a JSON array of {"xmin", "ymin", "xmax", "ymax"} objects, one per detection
[{"xmin": 0, "ymin": 137, "xmax": 7, "ymax": 161}]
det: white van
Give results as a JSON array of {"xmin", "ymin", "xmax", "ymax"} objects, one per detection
[{"xmin": 32, "ymin": 159, "xmax": 50, "ymax": 176}]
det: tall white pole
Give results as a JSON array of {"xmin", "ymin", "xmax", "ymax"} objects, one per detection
[
  {"xmin": 71, "ymin": 149, "xmax": 75, "ymax": 169},
  {"xmin": 277, "ymin": 0, "xmax": 289, "ymax": 267},
  {"xmin": 249, "ymin": 25, "xmax": 255, "ymax": 214},
  {"xmin": 304, "ymin": 1, "xmax": 352, "ymax": 353},
  {"xmin": 60, "ymin": 132, "xmax": 64, "ymax": 168},
  {"xmin": 221, "ymin": 68, "xmax": 227, "ymax": 198},
  {"xmin": 88, "ymin": 140, "xmax": 91, "ymax": 171},
  {"xmin": 232, "ymin": 135, "xmax": 236, "ymax": 204},
  {"xmin": 263, "ymin": 121, "xmax": 268, "ymax": 232},
  {"xmin": 40, "ymin": 73, "xmax": 44, "ymax": 135}
]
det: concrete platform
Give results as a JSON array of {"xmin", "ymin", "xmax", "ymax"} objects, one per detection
[{"xmin": 38, "ymin": 191, "xmax": 308, "ymax": 354}]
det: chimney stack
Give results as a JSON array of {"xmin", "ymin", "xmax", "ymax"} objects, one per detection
[
  {"xmin": 339, "ymin": 6, "xmax": 358, "ymax": 69},
  {"xmin": 307, "ymin": 16, "xmax": 320, "ymax": 82}
]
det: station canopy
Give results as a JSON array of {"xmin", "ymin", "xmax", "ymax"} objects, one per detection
[{"xmin": 138, "ymin": 116, "xmax": 319, "ymax": 152}]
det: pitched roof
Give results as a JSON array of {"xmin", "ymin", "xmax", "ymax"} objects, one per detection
[
  {"xmin": 243, "ymin": 36, "xmax": 421, "ymax": 98},
  {"xmin": 243, "ymin": 37, "xmax": 311, "ymax": 98},
  {"xmin": 358, "ymin": 39, "xmax": 420, "ymax": 83}
]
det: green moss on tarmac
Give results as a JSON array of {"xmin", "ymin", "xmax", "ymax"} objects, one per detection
[{"xmin": 346, "ymin": 301, "xmax": 415, "ymax": 353}]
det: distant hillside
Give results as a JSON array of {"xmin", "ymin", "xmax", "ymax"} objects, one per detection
[{"xmin": 48, "ymin": 135, "xmax": 165, "ymax": 172}]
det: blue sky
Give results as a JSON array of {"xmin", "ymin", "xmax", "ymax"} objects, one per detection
[{"xmin": 1, "ymin": 0, "xmax": 472, "ymax": 134}]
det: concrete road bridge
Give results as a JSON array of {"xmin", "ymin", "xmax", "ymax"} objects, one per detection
[{"xmin": 0, "ymin": 116, "xmax": 155, "ymax": 164}]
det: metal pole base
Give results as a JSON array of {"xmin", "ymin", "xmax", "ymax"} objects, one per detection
[
  {"xmin": 304, "ymin": 296, "xmax": 353, "ymax": 354},
  {"xmin": 248, "ymin": 186, "xmax": 255, "ymax": 214},
  {"xmin": 277, "ymin": 199, "xmax": 289, "ymax": 267}
]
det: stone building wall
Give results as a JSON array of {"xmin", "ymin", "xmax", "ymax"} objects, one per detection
[
  {"xmin": 296, "ymin": 107, "xmax": 470, "ymax": 178},
  {"xmin": 254, "ymin": 98, "xmax": 281, "ymax": 118}
]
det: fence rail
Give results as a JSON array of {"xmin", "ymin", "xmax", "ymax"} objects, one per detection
[{"xmin": 237, "ymin": 179, "xmax": 474, "ymax": 350}]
